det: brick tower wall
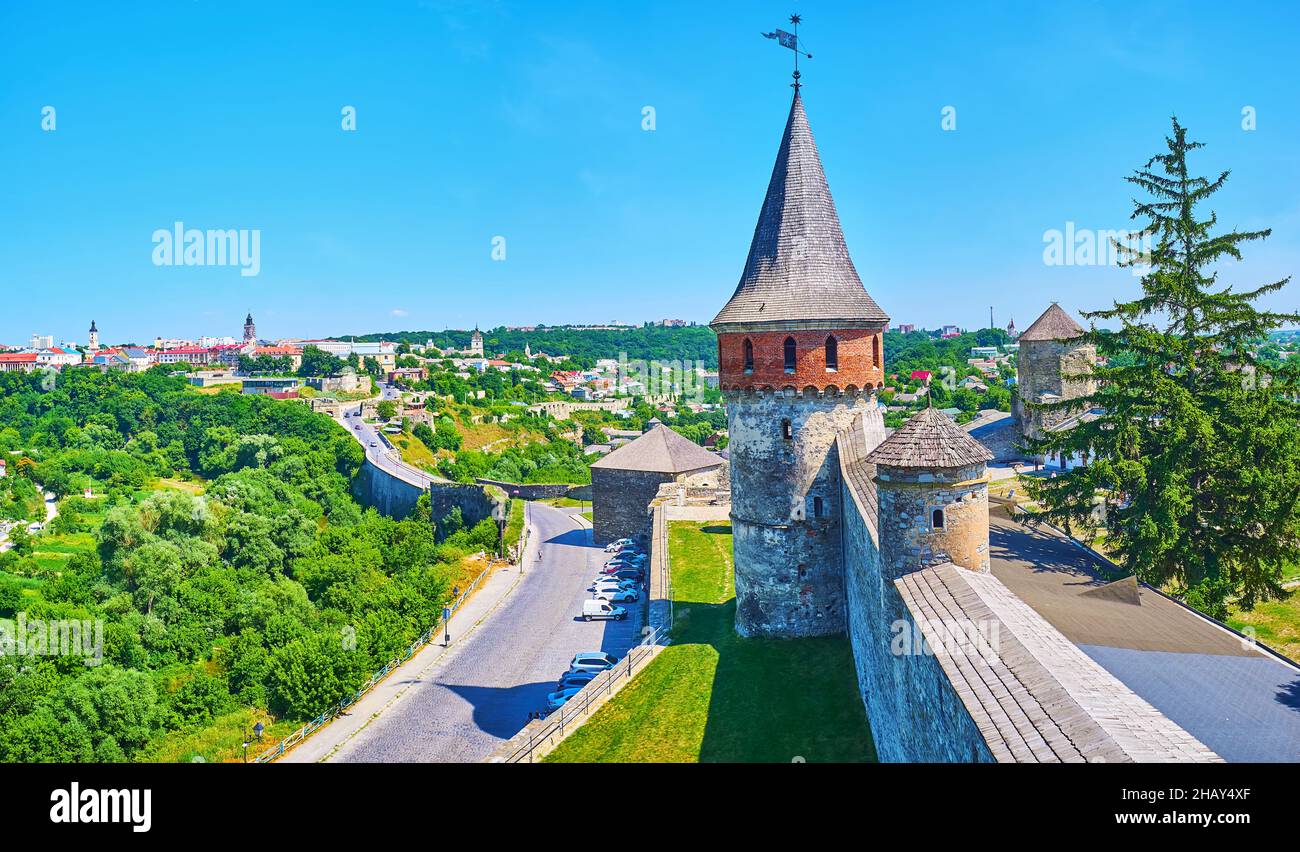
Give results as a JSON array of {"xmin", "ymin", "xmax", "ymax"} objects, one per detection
[
  {"xmin": 725, "ymin": 387, "xmax": 886, "ymax": 637},
  {"xmin": 718, "ymin": 328, "xmax": 884, "ymax": 393}
]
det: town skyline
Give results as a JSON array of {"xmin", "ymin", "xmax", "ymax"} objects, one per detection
[{"xmin": 3, "ymin": 2, "xmax": 1296, "ymax": 345}]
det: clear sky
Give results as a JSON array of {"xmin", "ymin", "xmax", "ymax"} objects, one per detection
[{"xmin": 2, "ymin": 1, "xmax": 1297, "ymax": 346}]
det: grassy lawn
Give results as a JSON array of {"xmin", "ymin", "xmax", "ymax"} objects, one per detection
[
  {"xmin": 29, "ymin": 531, "xmax": 96, "ymax": 574},
  {"xmin": 540, "ymin": 496, "xmax": 587, "ymax": 508},
  {"xmin": 133, "ymin": 707, "xmax": 299, "ymax": 763},
  {"xmin": 1227, "ymin": 592, "xmax": 1300, "ymax": 663},
  {"xmin": 546, "ymin": 521, "xmax": 875, "ymax": 763},
  {"xmin": 386, "ymin": 430, "xmax": 441, "ymax": 472}
]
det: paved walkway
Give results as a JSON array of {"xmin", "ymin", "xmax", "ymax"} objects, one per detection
[
  {"xmin": 278, "ymin": 535, "xmax": 530, "ymax": 763},
  {"xmin": 283, "ymin": 502, "xmax": 643, "ymax": 763}
]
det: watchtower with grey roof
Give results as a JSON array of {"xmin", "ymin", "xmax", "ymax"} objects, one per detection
[
  {"xmin": 711, "ymin": 89, "xmax": 889, "ymax": 638},
  {"xmin": 1012, "ymin": 303, "xmax": 1097, "ymax": 445}
]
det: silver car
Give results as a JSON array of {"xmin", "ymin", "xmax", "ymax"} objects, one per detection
[{"xmin": 568, "ymin": 652, "xmax": 617, "ymax": 673}]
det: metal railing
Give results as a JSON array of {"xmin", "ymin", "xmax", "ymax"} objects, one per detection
[
  {"xmin": 493, "ymin": 625, "xmax": 665, "ymax": 764},
  {"xmin": 251, "ymin": 558, "xmax": 497, "ymax": 763}
]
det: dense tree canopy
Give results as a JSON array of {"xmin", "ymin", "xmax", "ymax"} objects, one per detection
[
  {"xmin": 0, "ymin": 368, "xmax": 494, "ymax": 761},
  {"xmin": 1025, "ymin": 119, "xmax": 1300, "ymax": 618}
]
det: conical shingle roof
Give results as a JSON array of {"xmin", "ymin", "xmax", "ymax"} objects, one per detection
[
  {"xmin": 711, "ymin": 92, "xmax": 888, "ymax": 330},
  {"xmin": 1018, "ymin": 303, "xmax": 1085, "ymax": 342},
  {"xmin": 865, "ymin": 407, "xmax": 993, "ymax": 469},
  {"xmin": 590, "ymin": 424, "xmax": 723, "ymax": 474}
]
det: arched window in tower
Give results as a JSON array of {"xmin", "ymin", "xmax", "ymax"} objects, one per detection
[
  {"xmin": 783, "ymin": 336, "xmax": 797, "ymax": 373},
  {"xmin": 825, "ymin": 336, "xmax": 838, "ymax": 372},
  {"xmin": 813, "ymin": 496, "xmax": 824, "ymax": 518},
  {"xmin": 742, "ymin": 338, "xmax": 754, "ymax": 373},
  {"xmin": 872, "ymin": 334, "xmax": 881, "ymax": 369},
  {"xmin": 781, "ymin": 418, "xmax": 793, "ymax": 441},
  {"xmin": 932, "ymin": 508, "xmax": 945, "ymax": 529}
]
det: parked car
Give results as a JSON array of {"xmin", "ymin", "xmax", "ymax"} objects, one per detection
[
  {"xmin": 546, "ymin": 687, "xmax": 584, "ymax": 712},
  {"xmin": 601, "ymin": 558, "xmax": 644, "ymax": 573},
  {"xmin": 604, "ymin": 538, "xmax": 635, "ymax": 552},
  {"xmin": 569, "ymin": 652, "xmax": 618, "ymax": 672},
  {"xmin": 591, "ymin": 577, "xmax": 638, "ymax": 592},
  {"xmin": 595, "ymin": 588, "xmax": 638, "ymax": 603},
  {"xmin": 369, "ymin": 441, "xmax": 377, "ymax": 447},
  {"xmin": 608, "ymin": 549, "xmax": 646, "ymax": 561},
  {"xmin": 581, "ymin": 600, "xmax": 627, "ymax": 622},
  {"xmin": 609, "ymin": 567, "xmax": 645, "ymax": 581},
  {"xmin": 557, "ymin": 670, "xmax": 598, "ymax": 689}
]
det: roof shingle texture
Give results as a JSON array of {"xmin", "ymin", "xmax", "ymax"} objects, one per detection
[
  {"xmin": 865, "ymin": 406, "xmax": 994, "ymax": 469},
  {"xmin": 1018, "ymin": 303, "xmax": 1085, "ymax": 341},
  {"xmin": 589, "ymin": 424, "xmax": 724, "ymax": 474},
  {"xmin": 711, "ymin": 92, "xmax": 888, "ymax": 329}
]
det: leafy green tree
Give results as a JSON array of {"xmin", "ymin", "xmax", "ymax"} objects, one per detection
[
  {"xmin": 1025, "ymin": 118, "xmax": 1300, "ymax": 618},
  {"xmin": 296, "ymin": 345, "xmax": 346, "ymax": 378},
  {"xmin": 376, "ymin": 400, "xmax": 397, "ymax": 421}
]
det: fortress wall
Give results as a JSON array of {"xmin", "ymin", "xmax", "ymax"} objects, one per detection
[
  {"xmin": 837, "ymin": 426, "xmax": 996, "ymax": 763},
  {"xmin": 353, "ymin": 459, "xmax": 497, "ymax": 531}
]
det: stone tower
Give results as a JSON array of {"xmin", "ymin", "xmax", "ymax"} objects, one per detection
[
  {"xmin": 469, "ymin": 327, "xmax": 484, "ymax": 357},
  {"xmin": 243, "ymin": 312, "xmax": 257, "ymax": 345},
  {"xmin": 1012, "ymin": 303, "xmax": 1096, "ymax": 443},
  {"xmin": 711, "ymin": 89, "xmax": 889, "ymax": 638},
  {"xmin": 87, "ymin": 320, "xmax": 98, "ymax": 350},
  {"xmin": 867, "ymin": 407, "xmax": 994, "ymax": 578}
]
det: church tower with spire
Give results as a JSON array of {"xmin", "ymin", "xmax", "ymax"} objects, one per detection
[
  {"xmin": 87, "ymin": 320, "xmax": 99, "ymax": 350},
  {"xmin": 712, "ymin": 87, "xmax": 889, "ymax": 638},
  {"xmin": 243, "ymin": 312, "xmax": 256, "ymax": 345}
]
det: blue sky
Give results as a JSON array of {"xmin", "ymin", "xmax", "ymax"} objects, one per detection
[{"xmin": 1, "ymin": 0, "xmax": 1297, "ymax": 346}]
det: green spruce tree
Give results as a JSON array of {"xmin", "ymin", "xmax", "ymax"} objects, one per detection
[{"xmin": 1025, "ymin": 118, "xmax": 1300, "ymax": 618}]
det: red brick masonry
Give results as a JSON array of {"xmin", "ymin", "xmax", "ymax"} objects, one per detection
[{"xmin": 718, "ymin": 329, "xmax": 884, "ymax": 392}]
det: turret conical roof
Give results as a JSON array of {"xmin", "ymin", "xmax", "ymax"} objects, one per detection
[
  {"xmin": 711, "ymin": 92, "xmax": 888, "ymax": 330},
  {"xmin": 1019, "ymin": 303, "xmax": 1084, "ymax": 342},
  {"xmin": 865, "ymin": 406, "xmax": 993, "ymax": 469}
]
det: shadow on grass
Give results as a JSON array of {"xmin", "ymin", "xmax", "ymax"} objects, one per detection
[
  {"xmin": 547, "ymin": 520, "xmax": 875, "ymax": 763},
  {"xmin": 668, "ymin": 595, "xmax": 876, "ymax": 763}
]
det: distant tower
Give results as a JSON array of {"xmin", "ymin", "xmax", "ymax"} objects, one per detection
[
  {"xmin": 867, "ymin": 407, "xmax": 994, "ymax": 578},
  {"xmin": 469, "ymin": 327, "xmax": 484, "ymax": 357},
  {"xmin": 1006, "ymin": 316, "xmax": 1017, "ymax": 339},
  {"xmin": 243, "ymin": 312, "xmax": 257, "ymax": 345},
  {"xmin": 711, "ymin": 88, "xmax": 889, "ymax": 638},
  {"xmin": 1012, "ymin": 303, "xmax": 1096, "ymax": 445},
  {"xmin": 87, "ymin": 320, "xmax": 99, "ymax": 350}
]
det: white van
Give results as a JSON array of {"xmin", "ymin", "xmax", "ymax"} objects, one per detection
[{"xmin": 581, "ymin": 600, "xmax": 627, "ymax": 622}]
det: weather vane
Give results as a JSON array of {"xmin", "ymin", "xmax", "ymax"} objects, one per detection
[{"xmin": 762, "ymin": 13, "xmax": 813, "ymax": 90}]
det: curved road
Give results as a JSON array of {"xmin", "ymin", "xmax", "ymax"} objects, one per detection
[
  {"xmin": 327, "ymin": 502, "xmax": 645, "ymax": 762},
  {"xmin": 331, "ymin": 383, "xmax": 448, "ymax": 488}
]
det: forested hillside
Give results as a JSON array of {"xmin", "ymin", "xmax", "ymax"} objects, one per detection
[
  {"xmin": 352, "ymin": 324, "xmax": 720, "ymax": 369},
  {"xmin": 0, "ymin": 369, "xmax": 496, "ymax": 761}
]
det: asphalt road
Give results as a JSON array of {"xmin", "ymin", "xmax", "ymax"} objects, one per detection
[
  {"xmin": 329, "ymin": 502, "xmax": 645, "ymax": 762},
  {"xmin": 332, "ymin": 384, "xmax": 444, "ymax": 487}
]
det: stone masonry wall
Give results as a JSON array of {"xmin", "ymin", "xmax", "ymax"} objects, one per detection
[
  {"xmin": 876, "ymin": 463, "xmax": 991, "ymax": 577},
  {"xmin": 352, "ymin": 459, "xmax": 497, "ymax": 534},
  {"xmin": 838, "ymin": 433, "xmax": 995, "ymax": 762},
  {"xmin": 1014, "ymin": 338, "xmax": 1097, "ymax": 442},
  {"xmin": 591, "ymin": 467, "xmax": 676, "ymax": 546},
  {"xmin": 727, "ymin": 389, "xmax": 884, "ymax": 637}
]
